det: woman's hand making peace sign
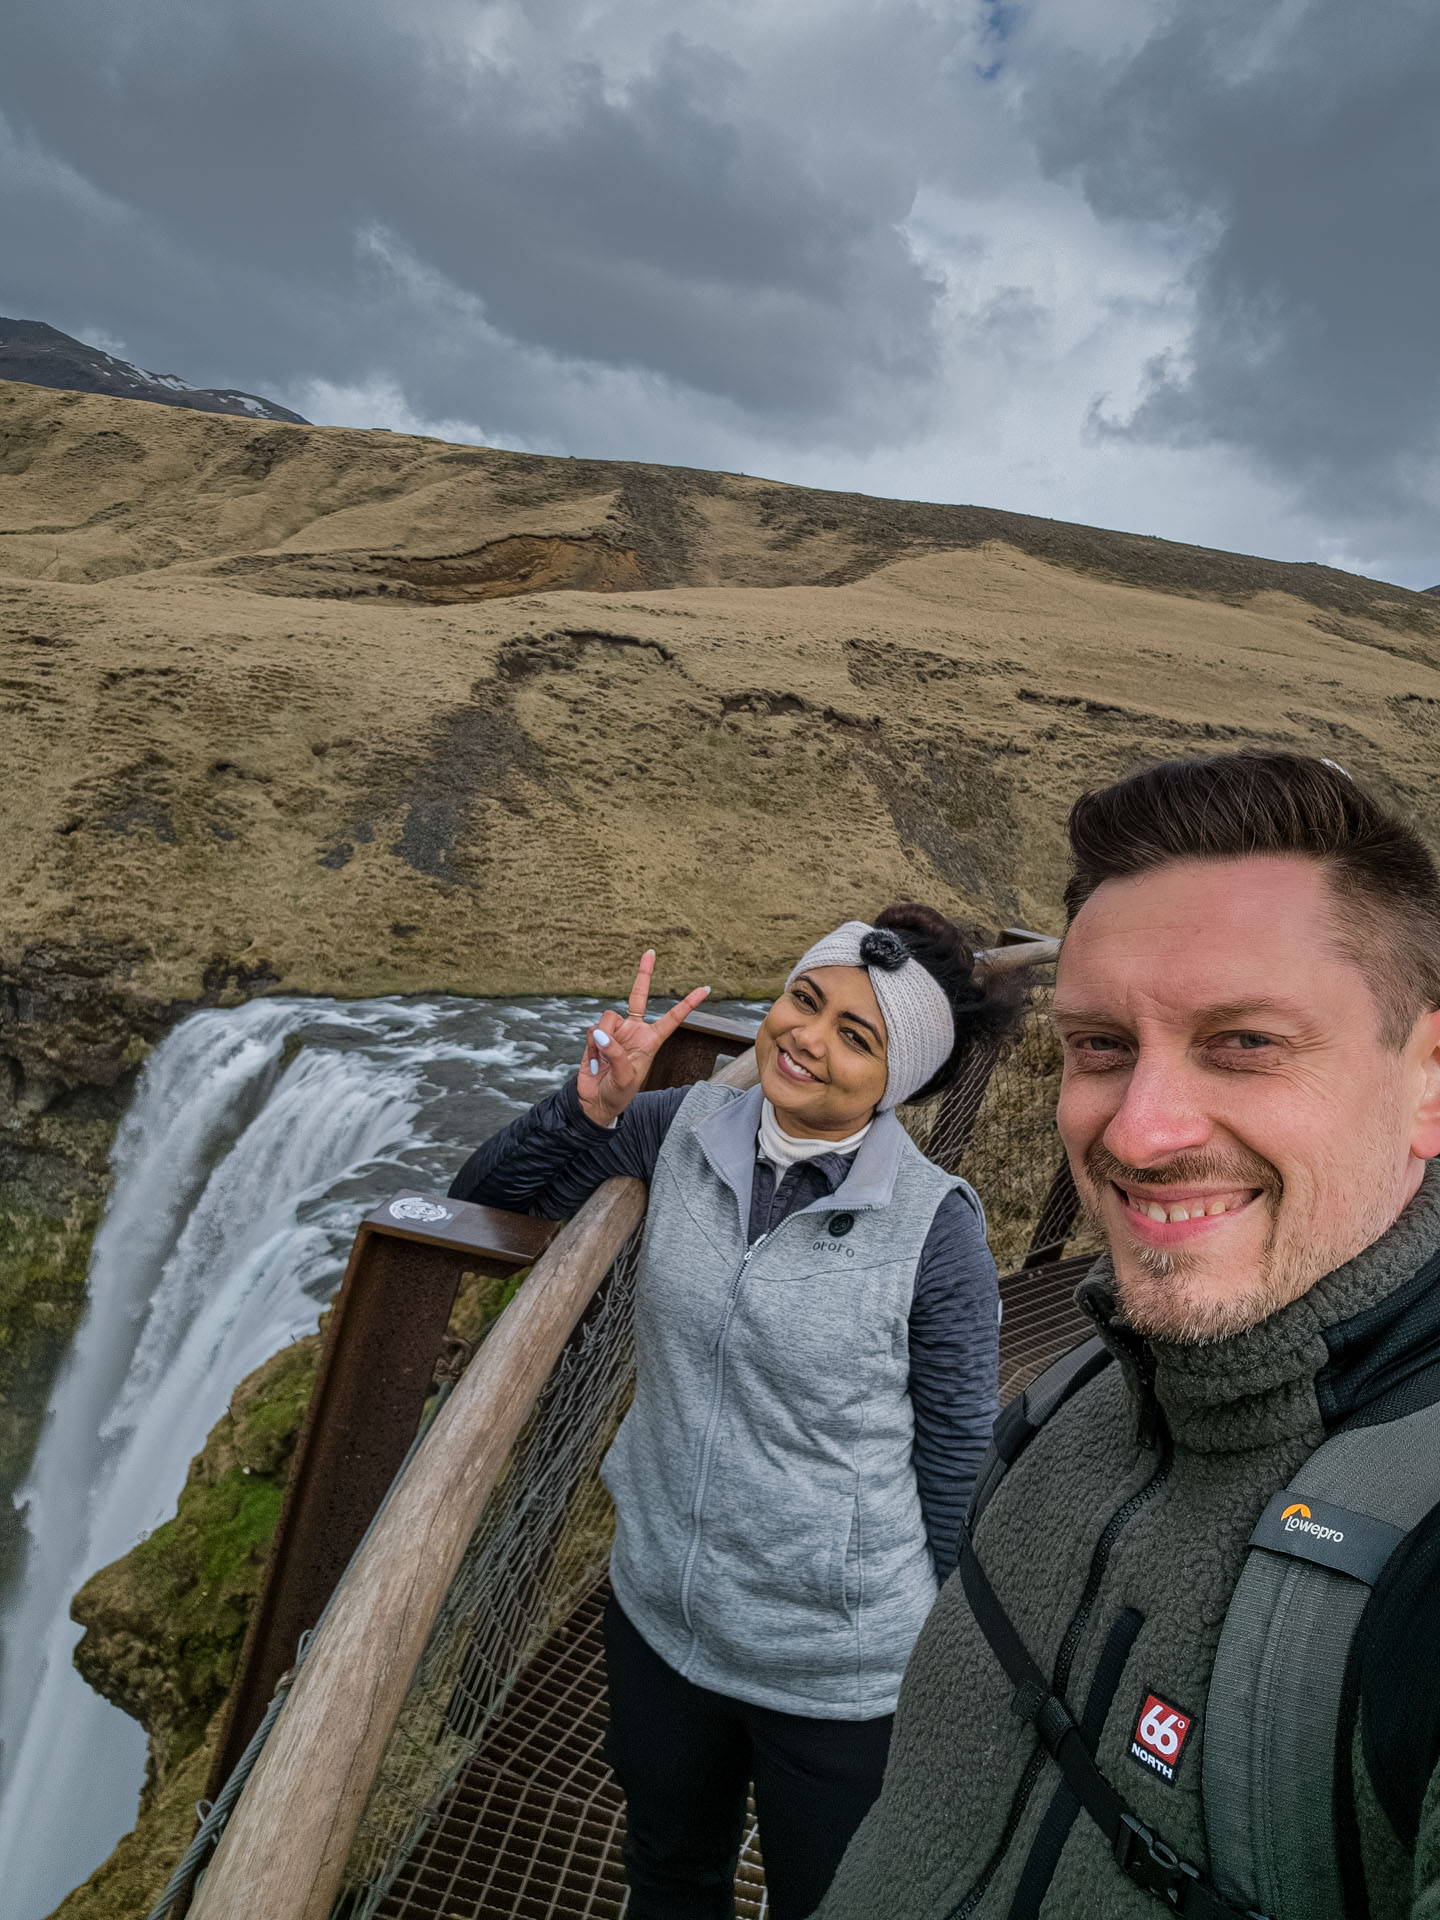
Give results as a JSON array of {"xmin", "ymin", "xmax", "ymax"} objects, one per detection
[{"xmin": 577, "ymin": 951, "xmax": 711, "ymax": 1127}]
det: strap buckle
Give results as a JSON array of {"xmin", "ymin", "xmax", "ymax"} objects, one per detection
[{"xmin": 1113, "ymin": 1813, "xmax": 1202, "ymax": 1910}]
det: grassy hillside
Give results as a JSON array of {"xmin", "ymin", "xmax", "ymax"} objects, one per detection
[{"xmin": 4, "ymin": 375, "xmax": 1438, "ymax": 1034}]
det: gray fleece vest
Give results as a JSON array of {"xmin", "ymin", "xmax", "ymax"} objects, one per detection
[
  {"xmin": 815, "ymin": 1163, "xmax": 1440, "ymax": 1919},
  {"xmin": 601, "ymin": 1079, "xmax": 967, "ymax": 1719}
]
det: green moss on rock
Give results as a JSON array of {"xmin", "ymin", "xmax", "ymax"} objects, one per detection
[
  {"xmin": 0, "ymin": 1191, "xmax": 96, "ymax": 1353},
  {"xmin": 0, "ymin": 1192, "xmax": 100, "ymax": 1585},
  {"xmin": 69, "ymin": 1334, "xmax": 320, "ymax": 1794}
]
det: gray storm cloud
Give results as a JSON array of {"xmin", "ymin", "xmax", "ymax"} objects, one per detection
[
  {"xmin": 1029, "ymin": 0, "xmax": 1440, "ymax": 548},
  {"xmin": 0, "ymin": 0, "xmax": 1436, "ymax": 581},
  {"xmin": 0, "ymin": 0, "xmax": 956, "ymax": 441}
]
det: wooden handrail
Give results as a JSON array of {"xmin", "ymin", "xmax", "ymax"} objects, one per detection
[
  {"xmin": 975, "ymin": 936, "xmax": 1059, "ymax": 975},
  {"xmin": 191, "ymin": 1048, "xmax": 758, "ymax": 1920}
]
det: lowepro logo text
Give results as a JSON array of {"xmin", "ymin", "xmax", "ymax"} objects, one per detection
[{"xmin": 1282, "ymin": 1501, "xmax": 1345, "ymax": 1544}]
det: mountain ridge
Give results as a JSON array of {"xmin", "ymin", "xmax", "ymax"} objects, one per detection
[{"xmin": 0, "ymin": 318, "xmax": 306, "ymax": 425}]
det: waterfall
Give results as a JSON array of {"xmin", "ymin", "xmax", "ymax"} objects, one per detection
[{"xmin": 0, "ymin": 993, "xmax": 606, "ymax": 1920}]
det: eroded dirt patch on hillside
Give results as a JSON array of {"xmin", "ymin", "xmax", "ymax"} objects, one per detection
[{"xmin": 214, "ymin": 534, "xmax": 650, "ymax": 603}]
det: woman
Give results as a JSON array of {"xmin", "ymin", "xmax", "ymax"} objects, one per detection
[{"xmin": 449, "ymin": 905, "xmax": 1024, "ymax": 1920}]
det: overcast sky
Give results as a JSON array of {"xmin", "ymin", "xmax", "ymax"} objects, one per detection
[{"xmin": 2, "ymin": 0, "xmax": 1436, "ymax": 587}]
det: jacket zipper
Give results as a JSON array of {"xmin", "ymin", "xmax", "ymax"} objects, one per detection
[
  {"xmin": 1051, "ymin": 1435, "xmax": 1173, "ymax": 1697},
  {"xmin": 677, "ymin": 1228, "xmax": 770, "ymax": 1643},
  {"xmin": 947, "ymin": 1434, "xmax": 1174, "ymax": 1919}
]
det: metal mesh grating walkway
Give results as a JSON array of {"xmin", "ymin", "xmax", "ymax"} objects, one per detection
[{"xmin": 374, "ymin": 1581, "xmax": 766, "ymax": 1920}]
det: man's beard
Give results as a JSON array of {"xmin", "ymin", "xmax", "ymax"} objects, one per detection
[{"xmin": 1080, "ymin": 1141, "xmax": 1299, "ymax": 1345}]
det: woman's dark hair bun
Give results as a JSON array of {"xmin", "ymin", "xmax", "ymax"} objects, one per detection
[{"xmin": 870, "ymin": 901, "xmax": 1030, "ymax": 1103}]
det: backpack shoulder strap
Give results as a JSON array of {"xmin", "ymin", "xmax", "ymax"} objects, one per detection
[
  {"xmin": 956, "ymin": 1524, "xmax": 1266, "ymax": 1920},
  {"xmin": 967, "ymin": 1335, "xmax": 1112, "ymax": 1529},
  {"xmin": 1204, "ymin": 1395, "xmax": 1440, "ymax": 1920}
]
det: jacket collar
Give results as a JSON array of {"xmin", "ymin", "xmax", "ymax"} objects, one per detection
[
  {"xmin": 694, "ymin": 1084, "xmax": 910, "ymax": 1237},
  {"xmin": 1079, "ymin": 1159, "xmax": 1440, "ymax": 1455}
]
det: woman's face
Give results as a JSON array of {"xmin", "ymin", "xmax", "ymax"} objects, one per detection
[{"xmin": 755, "ymin": 965, "xmax": 889, "ymax": 1138}]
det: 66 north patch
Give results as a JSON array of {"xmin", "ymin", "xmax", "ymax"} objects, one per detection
[{"xmin": 1127, "ymin": 1691, "xmax": 1194, "ymax": 1786}]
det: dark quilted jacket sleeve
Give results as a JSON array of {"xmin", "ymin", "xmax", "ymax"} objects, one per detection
[
  {"xmin": 908, "ymin": 1189, "xmax": 1001, "ymax": 1580},
  {"xmin": 448, "ymin": 1078, "xmax": 689, "ymax": 1218}
]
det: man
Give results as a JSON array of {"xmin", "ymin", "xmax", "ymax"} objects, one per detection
[{"xmin": 815, "ymin": 751, "xmax": 1440, "ymax": 1920}]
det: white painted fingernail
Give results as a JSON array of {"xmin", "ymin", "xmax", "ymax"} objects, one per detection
[
  {"xmin": 593, "ymin": 1029, "xmax": 612, "ymax": 1047},
  {"xmin": 589, "ymin": 1058, "xmax": 599, "ymax": 1075}
]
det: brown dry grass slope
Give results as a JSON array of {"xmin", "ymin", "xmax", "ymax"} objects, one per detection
[{"xmin": 4, "ymin": 375, "xmax": 1440, "ymax": 1034}]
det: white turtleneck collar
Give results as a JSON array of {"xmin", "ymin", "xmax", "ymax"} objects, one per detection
[{"xmin": 757, "ymin": 1098, "xmax": 873, "ymax": 1170}]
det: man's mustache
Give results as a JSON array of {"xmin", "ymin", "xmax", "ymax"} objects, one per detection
[{"xmin": 1082, "ymin": 1141, "xmax": 1282, "ymax": 1203}]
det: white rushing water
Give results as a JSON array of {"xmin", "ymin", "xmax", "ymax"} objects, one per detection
[{"xmin": 0, "ymin": 992, "xmax": 629, "ymax": 1920}]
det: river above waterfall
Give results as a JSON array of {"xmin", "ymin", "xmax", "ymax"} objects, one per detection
[{"xmin": 0, "ymin": 993, "xmax": 758, "ymax": 1919}]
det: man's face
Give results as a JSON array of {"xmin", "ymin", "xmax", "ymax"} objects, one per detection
[{"xmin": 1054, "ymin": 855, "xmax": 1440, "ymax": 1343}]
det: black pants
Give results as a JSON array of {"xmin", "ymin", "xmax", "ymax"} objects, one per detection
[{"xmin": 603, "ymin": 1600, "xmax": 892, "ymax": 1920}]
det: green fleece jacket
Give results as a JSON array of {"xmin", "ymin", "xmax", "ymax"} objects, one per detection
[{"xmin": 815, "ymin": 1163, "xmax": 1440, "ymax": 1920}]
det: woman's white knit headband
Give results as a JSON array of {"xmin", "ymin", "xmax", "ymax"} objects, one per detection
[{"xmin": 785, "ymin": 920, "xmax": 956, "ymax": 1109}]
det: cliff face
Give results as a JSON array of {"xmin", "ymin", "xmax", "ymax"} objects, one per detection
[
  {"xmin": 0, "ymin": 939, "xmax": 257, "ymax": 1580},
  {"xmin": 50, "ymin": 1262, "xmax": 521, "ymax": 1919},
  {"xmin": 0, "ymin": 944, "xmax": 167, "ymax": 1578}
]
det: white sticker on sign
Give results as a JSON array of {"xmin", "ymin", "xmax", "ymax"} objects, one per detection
[{"xmin": 388, "ymin": 1197, "xmax": 453, "ymax": 1224}]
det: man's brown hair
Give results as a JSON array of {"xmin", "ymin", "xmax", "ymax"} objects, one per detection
[{"xmin": 1064, "ymin": 750, "xmax": 1440, "ymax": 1046}]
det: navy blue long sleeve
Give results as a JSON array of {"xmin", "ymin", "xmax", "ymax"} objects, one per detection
[
  {"xmin": 906, "ymin": 1195, "xmax": 999, "ymax": 1577},
  {"xmin": 451, "ymin": 1079, "xmax": 999, "ymax": 1577},
  {"xmin": 449, "ymin": 1078, "xmax": 686, "ymax": 1213}
]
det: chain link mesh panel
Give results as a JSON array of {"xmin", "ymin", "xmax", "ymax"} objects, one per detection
[
  {"xmin": 340, "ymin": 1236, "xmax": 645, "ymax": 1918},
  {"xmin": 904, "ymin": 992, "xmax": 1100, "ymax": 1271}
]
